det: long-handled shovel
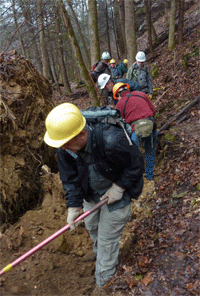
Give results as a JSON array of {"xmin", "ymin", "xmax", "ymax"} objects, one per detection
[{"xmin": 0, "ymin": 198, "xmax": 108, "ymax": 277}]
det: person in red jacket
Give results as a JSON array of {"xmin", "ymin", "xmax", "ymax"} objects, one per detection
[{"xmin": 113, "ymin": 83, "xmax": 157, "ymax": 180}]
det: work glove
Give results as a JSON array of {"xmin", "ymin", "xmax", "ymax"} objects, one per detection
[
  {"xmin": 148, "ymin": 94, "xmax": 153, "ymax": 100},
  {"xmin": 100, "ymin": 183, "xmax": 125, "ymax": 204},
  {"xmin": 67, "ymin": 207, "xmax": 82, "ymax": 231}
]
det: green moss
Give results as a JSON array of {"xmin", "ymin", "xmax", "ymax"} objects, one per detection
[
  {"xmin": 136, "ymin": 7, "xmax": 145, "ymax": 15},
  {"xmin": 192, "ymin": 46, "xmax": 199, "ymax": 57},
  {"xmin": 183, "ymin": 59, "xmax": 188, "ymax": 70},
  {"xmin": 154, "ymin": 113, "xmax": 160, "ymax": 120},
  {"xmin": 135, "ymin": 275, "xmax": 143, "ymax": 281},
  {"xmin": 150, "ymin": 64, "xmax": 159, "ymax": 78},
  {"xmin": 164, "ymin": 133, "xmax": 175, "ymax": 142}
]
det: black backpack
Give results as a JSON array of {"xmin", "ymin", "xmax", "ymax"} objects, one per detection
[
  {"xmin": 81, "ymin": 105, "xmax": 132, "ymax": 146},
  {"xmin": 80, "ymin": 106, "xmax": 143, "ymax": 200}
]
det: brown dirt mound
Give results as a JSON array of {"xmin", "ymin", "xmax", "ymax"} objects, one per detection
[{"xmin": 0, "ymin": 50, "xmax": 56, "ymax": 224}]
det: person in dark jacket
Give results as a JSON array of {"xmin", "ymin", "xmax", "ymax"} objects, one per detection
[
  {"xmin": 90, "ymin": 51, "xmax": 111, "ymax": 83},
  {"xmin": 90, "ymin": 52, "xmax": 112, "ymax": 105},
  {"xmin": 113, "ymin": 83, "xmax": 157, "ymax": 180},
  {"xmin": 98, "ymin": 73, "xmax": 142, "ymax": 105},
  {"xmin": 44, "ymin": 103, "xmax": 144, "ymax": 295},
  {"xmin": 118, "ymin": 59, "xmax": 128, "ymax": 77},
  {"xmin": 109, "ymin": 59, "xmax": 122, "ymax": 79}
]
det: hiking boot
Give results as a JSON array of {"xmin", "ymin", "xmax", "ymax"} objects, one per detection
[
  {"xmin": 91, "ymin": 285, "xmax": 107, "ymax": 296},
  {"xmin": 83, "ymin": 251, "xmax": 96, "ymax": 262}
]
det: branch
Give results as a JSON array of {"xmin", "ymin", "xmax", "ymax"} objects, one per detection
[
  {"xmin": 154, "ymin": 87, "xmax": 171, "ymax": 107},
  {"xmin": 3, "ymin": 1, "xmax": 30, "ymax": 53},
  {"xmin": 157, "ymin": 96, "xmax": 200, "ymax": 135}
]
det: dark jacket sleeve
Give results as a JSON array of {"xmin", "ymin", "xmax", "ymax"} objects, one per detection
[
  {"xmin": 102, "ymin": 125, "xmax": 144, "ymax": 199},
  {"xmin": 114, "ymin": 78, "xmax": 142, "ymax": 92},
  {"xmin": 57, "ymin": 148, "xmax": 87, "ymax": 208}
]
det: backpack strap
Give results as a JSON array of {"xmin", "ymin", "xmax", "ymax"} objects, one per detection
[
  {"xmin": 123, "ymin": 93, "xmax": 150, "ymax": 118},
  {"xmin": 123, "ymin": 93, "xmax": 132, "ymax": 118}
]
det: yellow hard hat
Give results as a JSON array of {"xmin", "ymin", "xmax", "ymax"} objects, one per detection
[
  {"xmin": 123, "ymin": 59, "xmax": 128, "ymax": 64},
  {"xmin": 44, "ymin": 103, "xmax": 86, "ymax": 148},
  {"xmin": 113, "ymin": 83, "xmax": 130, "ymax": 100},
  {"xmin": 110, "ymin": 59, "xmax": 116, "ymax": 64}
]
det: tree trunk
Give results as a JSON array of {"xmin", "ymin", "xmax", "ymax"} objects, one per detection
[
  {"xmin": 88, "ymin": 0, "xmax": 100, "ymax": 66},
  {"xmin": 164, "ymin": 2, "xmax": 170, "ymax": 30},
  {"xmin": 178, "ymin": 0, "xmax": 185, "ymax": 44},
  {"xmin": 58, "ymin": 0, "xmax": 99, "ymax": 106},
  {"xmin": 151, "ymin": 22, "xmax": 158, "ymax": 44},
  {"xmin": 168, "ymin": 0, "xmax": 177, "ymax": 50},
  {"xmin": 118, "ymin": 0, "xmax": 126, "ymax": 51},
  {"xmin": 21, "ymin": 6, "xmax": 43, "ymax": 73},
  {"xmin": 144, "ymin": 0, "xmax": 153, "ymax": 55},
  {"xmin": 44, "ymin": 13, "xmax": 61, "ymax": 95},
  {"xmin": 124, "ymin": 0, "xmax": 137, "ymax": 65},
  {"xmin": 105, "ymin": 2, "xmax": 111, "ymax": 56},
  {"xmin": 12, "ymin": 0, "xmax": 26, "ymax": 57},
  {"xmin": 66, "ymin": 0, "xmax": 91, "ymax": 70},
  {"xmin": 113, "ymin": 0, "xmax": 126, "ymax": 57},
  {"xmin": 37, "ymin": 0, "xmax": 50, "ymax": 79},
  {"xmin": 55, "ymin": 9, "xmax": 72, "ymax": 94}
]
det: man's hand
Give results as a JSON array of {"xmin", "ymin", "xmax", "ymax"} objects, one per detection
[
  {"xmin": 100, "ymin": 183, "xmax": 125, "ymax": 204},
  {"xmin": 148, "ymin": 94, "xmax": 153, "ymax": 100},
  {"xmin": 67, "ymin": 207, "xmax": 82, "ymax": 231}
]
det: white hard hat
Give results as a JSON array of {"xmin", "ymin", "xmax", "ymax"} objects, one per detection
[
  {"xmin": 98, "ymin": 73, "xmax": 111, "ymax": 89},
  {"xmin": 135, "ymin": 51, "xmax": 146, "ymax": 62},
  {"xmin": 101, "ymin": 52, "xmax": 111, "ymax": 60}
]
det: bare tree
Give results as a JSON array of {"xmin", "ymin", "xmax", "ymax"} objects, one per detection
[
  {"xmin": 37, "ymin": 0, "xmax": 51, "ymax": 79},
  {"xmin": 177, "ymin": 0, "xmax": 185, "ymax": 44},
  {"xmin": 105, "ymin": 1, "xmax": 111, "ymax": 56},
  {"xmin": 57, "ymin": 0, "xmax": 99, "ymax": 106},
  {"xmin": 20, "ymin": 4, "xmax": 43, "ymax": 73},
  {"xmin": 88, "ymin": 0, "xmax": 100, "ymax": 66},
  {"xmin": 12, "ymin": 0, "xmax": 27, "ymax": 57},
  {"xmin": 144, "ymin": 0, "xmax": 153, "ymax": 55},
  {"xmin": 66, "ymin": 0, "xmax": 91, "ymax": 70},
  {"xmin": 55, "ymin": 8, "xmax": 72, "ymax": 94},
  {"xmin": 168, "ymin": 0, "xmax": 177, "ymax": 50},
  {"xmin": 113, "ymin": 0, "xmax": 126, "ymax": 57},
  {"xmin": 124, "ymin": 0, "xmax": 137, "ymax": 65}
]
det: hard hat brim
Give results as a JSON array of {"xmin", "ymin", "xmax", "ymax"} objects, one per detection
[{"xmin": 44, "ymin": 117, "xmax": 86, "ymax": 148}]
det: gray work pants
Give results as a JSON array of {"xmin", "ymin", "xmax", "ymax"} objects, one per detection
[{"xmin": 83, "ymin": 201, "xmax": 132, "ymax": 286}]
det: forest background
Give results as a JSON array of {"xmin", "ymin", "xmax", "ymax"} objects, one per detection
[{"xmin": 0, "ymin": 0, "xmax": 192, "ymax": 105}]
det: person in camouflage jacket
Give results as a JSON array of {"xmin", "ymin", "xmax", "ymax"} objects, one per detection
[{"xmin": 126, "ymin": 51, "xmax": 153, "ymax": 98}]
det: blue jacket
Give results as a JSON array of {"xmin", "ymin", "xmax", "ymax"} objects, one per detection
[
  {"xmin": 109, "ymin": 65, "xmax": 122, "ymax": 79},
  {"xmin": 113, "ymin": 78, "xmax": 142, "ymax": 92}
]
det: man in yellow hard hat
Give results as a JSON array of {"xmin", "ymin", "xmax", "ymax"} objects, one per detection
[
  {"xmin": 44, "ymin": 103, "xmax": 144, "ymax": 294},
  {"xmin": 109, "ymin": 58, "xmax": 122, "ymax": 79},
  {"xmin": 118, "ymin": 59, "xmax": 128, "ymax": 78}
]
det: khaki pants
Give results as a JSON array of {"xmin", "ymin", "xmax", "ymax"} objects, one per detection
[{"xmin": 83, "ymin": 201, "xmax": 131, "ymax": 286}]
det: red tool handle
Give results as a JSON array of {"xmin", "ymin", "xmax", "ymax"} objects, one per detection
[{"xmin": 0, "ymin": 198, "xmax": 108, "ymax": 276}]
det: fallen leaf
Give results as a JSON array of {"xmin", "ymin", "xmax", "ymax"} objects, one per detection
[{"xmin": 141, "ymin": 273, "xmax": 154, "ymax": 286}]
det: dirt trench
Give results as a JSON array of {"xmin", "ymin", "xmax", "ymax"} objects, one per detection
[{"xmin": 0, "ymin": 165, "xmax": 157, "ymax": 296}]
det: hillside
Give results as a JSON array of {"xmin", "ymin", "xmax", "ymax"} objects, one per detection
[{"xmin": 0, "ymin": 2, "xmax": 199, "ymax": 296}]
